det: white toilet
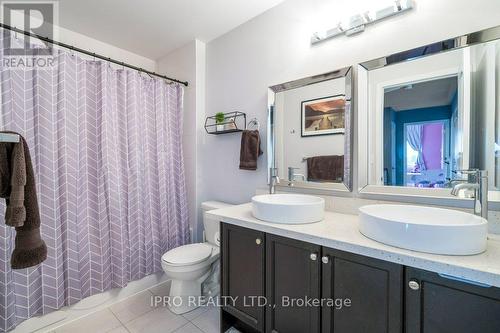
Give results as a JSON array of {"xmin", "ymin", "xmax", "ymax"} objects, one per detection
[{"xmin": 161, "ymin": 201, "xmax": 232, "ymax": 314}]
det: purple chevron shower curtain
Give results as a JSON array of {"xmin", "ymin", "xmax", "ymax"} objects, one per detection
[{"xmin": 0, "ymin": 31, "xmax": 189, "ymax": 331}]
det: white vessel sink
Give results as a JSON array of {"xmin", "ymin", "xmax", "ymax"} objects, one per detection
[
  {"xmin": 252, "ymin": 194, "xmax": 325, "ymax": 224},
  {"xmin": 359, "ymin": 204, "xmax": 488, "ymax": 255}
]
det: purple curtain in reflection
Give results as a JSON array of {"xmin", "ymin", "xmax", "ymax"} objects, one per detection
[
  {"xmin": 0, "ymin": 30, "xmax": 189, "ymax": 332},
  {"xmin": 407, "ymin": 124, "xmax": 426, "ymax": 171}
]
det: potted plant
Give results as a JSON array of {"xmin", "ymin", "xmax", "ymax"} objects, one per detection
[{"xmin": 215, "ymin": 112, "xmax": 226, "ymax": 132}]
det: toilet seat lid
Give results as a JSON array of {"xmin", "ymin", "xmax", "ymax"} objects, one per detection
[{"xmin": 162, "ymin": 243, "xmax": 213, "ymax": 266}]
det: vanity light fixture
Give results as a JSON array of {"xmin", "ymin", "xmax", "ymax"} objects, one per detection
[{"xmin": 311, "ymin": 0, "xmax": 414, "ymax": 45}]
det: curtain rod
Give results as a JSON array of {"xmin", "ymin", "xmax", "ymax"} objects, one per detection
[{"xmin": 0, "ymin": 23, "xmax": 189, "ymax": 87}]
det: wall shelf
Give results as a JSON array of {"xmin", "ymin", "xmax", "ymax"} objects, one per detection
[
  {"xmin": 205, "ymin": 111, "xmax": 246, "ymax": 135},
  {"xmin": 209, "ymin": 128, "xmax": 243, "ymax": 135}
]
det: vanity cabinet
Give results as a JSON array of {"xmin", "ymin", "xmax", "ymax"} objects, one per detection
[
  {"xmin": 321, "ymin": 248, "xmax": 403, "ymax": 333},
  {"xmin": 265, "ymin": 234, "xmax": 321, "ymax": 333},
  {"xmin": 221, "ymin": 223, "xmax": 404, "ymax": 333},
  {"xmin": 405, "ymin": 267, "xmax": 500, "ymax": 333},
  {"xmin": 221, "ymin": 223, "xmax": 500, "ymax": 333},
  {"xmin": 221, "ymin": 224, "xmax": 266, "ymax": 332}
]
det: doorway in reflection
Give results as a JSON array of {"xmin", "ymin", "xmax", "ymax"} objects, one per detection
[
  {"xmin": 384, "ymin": 76, "xmax": 459, "ymax": 187},
  {"xmin": 404, "ymin": 121, "xmax": 449, "ymax": 187}
]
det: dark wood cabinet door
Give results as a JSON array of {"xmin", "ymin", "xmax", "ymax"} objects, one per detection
[
  {"xmin": 221, "ymin": 223, "xmax": 266, "ymax": 332},
  {"xmin": 321, "ymin": 248, "xmax": 403, "ymax": 333},
  {"xmin": 265, "ymin": 234, "xmax": 321, "ymax": 333},
  {"xmin": 406, "ymin": 267, "xmax": 500, "ymax": 333}
]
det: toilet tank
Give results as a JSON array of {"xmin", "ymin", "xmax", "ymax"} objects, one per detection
[{"xmin": 201, "ymin": 201, "xmax": 233, "ymax": 246}]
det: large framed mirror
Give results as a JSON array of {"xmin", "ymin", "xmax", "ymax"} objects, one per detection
[
  {"xmin": 268, "ymin": 67, "xmax": 353, "ymax": 192},
  {"xmin": 358, "ymin": 26, "xmax": 500, "ymax": 201}
]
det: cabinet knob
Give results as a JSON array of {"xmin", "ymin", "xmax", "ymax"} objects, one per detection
[
  {"xmin": 408, "ymin": 280, "xmax": 420, "ymax": 290},
  {"xmin": 256, "ymin": 238, "xmax": 262, "ymax": 245},
  {"xmin": 310, "ymin": 253, "xmax": 318, "ymax": 261},
  {"xmin": 321, "ymin": 256, "xmax": 329, "ymax": 264}
]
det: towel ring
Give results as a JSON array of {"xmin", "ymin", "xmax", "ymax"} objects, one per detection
[{"xmin": 247, "ymin": 118, "xmax": 260, "ymax": 131}]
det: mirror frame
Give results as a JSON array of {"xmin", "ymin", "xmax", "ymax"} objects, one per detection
[
  {"xmin": 357, "ymin": 25, "xmax": 500, "ymax": 202},
  {"xmin": 268, "ymin": 66, "xmax": 353, "ymax": 193}
]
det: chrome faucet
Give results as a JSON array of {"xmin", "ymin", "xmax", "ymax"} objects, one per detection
[
  {"xmin": 269, "ymin": 167, "xmax": 280, "ymax": 194},
  {"xmin": 287, "ymin": 167, "xmax": 305, "ymax": 186},
  {"xmin": 450, "ymin": 170, "xmax": 488, "ymax": 219}
]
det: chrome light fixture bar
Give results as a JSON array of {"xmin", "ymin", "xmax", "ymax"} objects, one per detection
[{"xmin": 311, "ymin": 0, "xmax": 414, "ymax": 45}]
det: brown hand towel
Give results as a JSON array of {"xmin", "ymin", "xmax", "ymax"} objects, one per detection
[
  {"xmin": 0, "ymin": 139, "xmax": 26, "ymax": 227},
  {"xmin": 239, "ymin": 130, "xmax": 263, "ymax": 171},
  {"xmin": 0, "ymin": 131, "xmax": 47, "ymax": 269},
  {"xmin": 307, "ymin": 155, "xmax": 344, "ymax": 182}
]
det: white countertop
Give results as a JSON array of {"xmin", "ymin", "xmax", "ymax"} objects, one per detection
[{"xmin": 208, "ymin": 203, "xmax": 500, "ymax": 288}]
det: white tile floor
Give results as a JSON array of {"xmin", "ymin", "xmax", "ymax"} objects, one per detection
[{"xmin": 50, "ymin": 288, "xmax": 220, "ymax": 333}]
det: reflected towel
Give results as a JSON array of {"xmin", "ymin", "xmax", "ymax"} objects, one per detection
[
  {"xmin": 239, "ymin": 130, "xmax": 263, "ymax": 171},
  {"xmin": 307, "ymin": 155, "xmax": 344, "ymax": 182}
]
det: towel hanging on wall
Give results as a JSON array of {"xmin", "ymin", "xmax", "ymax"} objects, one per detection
[
  {"xmin": 239, "ymin": 130, "xmax": 263, "ymax": 170},
  {"xmin": 0, "ymin": 131, "xmax": 47, "ymax": 269}
]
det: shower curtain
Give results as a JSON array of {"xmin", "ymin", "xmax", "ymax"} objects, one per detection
[{"xmin": 0, "ymin": 31, "xmax": 190, "ymax": 331}]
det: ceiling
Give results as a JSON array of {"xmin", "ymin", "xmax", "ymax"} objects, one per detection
[
  {"xmin": 57, "ymin": 0, "xmax": 285, "ymax": 59},
  {"xmin": 384, "ymin": 77, "xmax": 458, "ymax": 112}
]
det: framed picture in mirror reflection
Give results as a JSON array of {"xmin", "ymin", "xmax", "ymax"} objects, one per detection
[{"xmin": 301, "ymin": 94, "xmax": 345, "ymax": 137}]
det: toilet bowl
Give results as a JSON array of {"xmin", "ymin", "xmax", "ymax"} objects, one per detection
[
  {"xmin": 161, "ymin": 201, "xmax": 232, "ymax": 314},
  {"xmin": 161, "ymin": 243, "xmax": 220, "ymax": 314}
]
